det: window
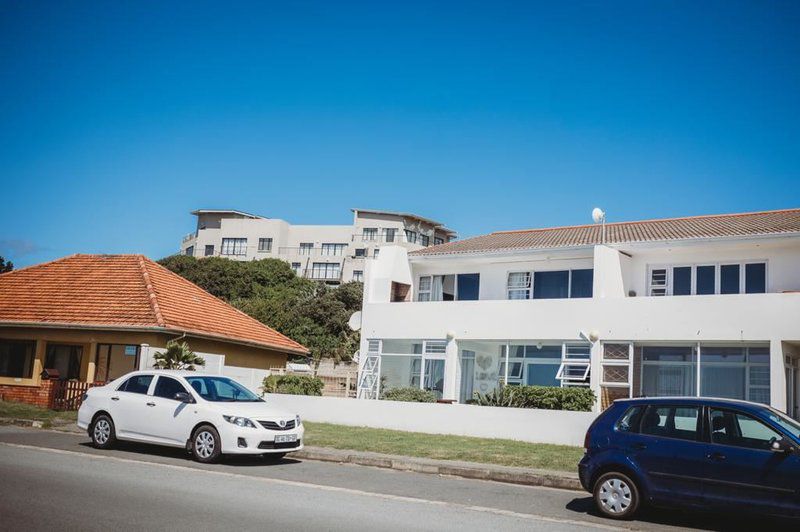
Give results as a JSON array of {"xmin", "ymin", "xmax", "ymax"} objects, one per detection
[
  {"xmin": 641, "ymin": 346, "xmax": 697, "ymax": 397},
  {"xmin": 258, "ymin": 238, "xmax": 273, "ymax": 252},
  {"xmin": 299, "ymin": 243, "xmax": 314, "ymax": 255},
  {"xmin": 534, "ymin": 270, "xmax": 569, "ymax": 299},
  {"xmin": 184, "ymin": 376, "xmax": 261, "ymax": 402},
  {"xmin": 384, "ymin": 228, "xmax": 396, "ymax": 243},
  {"xmin": 673, "ymin": 266, "xmax": 692, "ymax": 296},
  {"xmin": 204, "ymin": 245, "xmax": 214, "ymax": 257},
  {"xmin": 291, "ymin": 262, "xmax": 301, "ymax": 274},
  {"xmin": 507, "ymin": 272, "xmax": 531, "ymax": 300},
  {"xmin": 45, "ymin": 344, "xmax": 83, "ymax": 380},
  {"xmin": 434, "ymin": 237, "xmax": 444, "ymax": 246},
  {"xmin": 420, "ymin": 234, "xmax": 430, "ymax": 247},
  {"xmin": 556, "ymin": 345, "xmax": 591, "ymax": 384},
  {"xmin": 118, "ymin": 374, "xmax": 153, "ymax": 394},
  {"xmin": 373, "ymin": 248, "xmax": 380, "ymax": 258},
  {"xmin": 353, "ymin": 270, "xmax": 364, "ymax": 282},
  {"xmin": 154, "ymin": 376, "xmax": 189, "ymax": 400},
  {"xmin": 417, "ymin": 274, "xmax": 479, "ymax": 301},
  {"xmin": 615, "ymin": 406, "xmax": 645, "ymax": 433},
  {"xmin": 362, "ymin": 228, "xmax": 377, "ymax": 241},
  {"xmin": 405, "ymin": 230, "xmax": 417, "ymax": 243},
  {"xmin": 696, "ymin": 265, "xmax": 715, "ymax": 294},
  {"xmin": 460, "ymin": 350, "xmax": 475, "ymax": 403},
  {"xmin": 221, "ymin": 238, "xmax": 247, "ymax": 256},
  {"xmin": 649, "ymin": 262, "xmax": 766, "ymax": 296},
  {"xmin": 184, "ymin": 246, "xmax": 194, "ymax": 256},
  {"xmin": 321, "ymin": 243, "xmax": 346, "ymax": 256},
  {"xmin": 700, "ymin": 346, "xmax": 770, "ymax": 403},
  {"xmin": 640, "ymin": 406, "xmax": 700, "ymax": 442},
  {"xmin": 456, "ymin": 273, "xmax": 480, "ymax": 300},
  {"xmin": 311, "ymin": 262, "xmax": 341, "ymax": 280},
  {"xmin": 570, "ymin": 269, "xmax": 593, "ymax": 298},
  {"xmin": 709, "ymin": 409, "xmax": 783, "ymax": 450},
  {"xmin": 0, "ymin": 339, "xmax": 35, "ymax": 379},
  {"xmin": 417, "ymin": 276, "xmax": 432, "ymax": 301},
  {"xmin": 355, "ymin": 248, "xmax": 366, "ymax": 257},
  {"xmin": 720, "ymin": 264, "xmax": 740, "ymax": 294}
]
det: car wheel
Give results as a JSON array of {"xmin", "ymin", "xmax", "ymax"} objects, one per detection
[
  {"xmin": 262, "ymin": 452, "xmax": 286, "ymax": 463},
  {"xmin": 90, "ymin": 414, "xmax": 116, "ymax": 449},
  {"xmin": 191, "ymin": 425, "xmax": 222, "ymax": 463},
  {"xmin": 593, "ymin": 472, "xmax": 640, "ymax": 519}
]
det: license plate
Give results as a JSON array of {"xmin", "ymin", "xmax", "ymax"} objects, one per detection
[{"xmin": 275, "ymin": 434, "xmax": 297, "ymax": 443}]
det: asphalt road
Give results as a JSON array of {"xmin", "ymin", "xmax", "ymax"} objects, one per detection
[{"xmin": 0, "ymin": 426, "xmax": 790, "ymax": 531}]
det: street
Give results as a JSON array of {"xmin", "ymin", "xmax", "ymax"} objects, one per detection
[{"xmin": 0, "ymin": 426, "xmax": 789, "ymax": 531}]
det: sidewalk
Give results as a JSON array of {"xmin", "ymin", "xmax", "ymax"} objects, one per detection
[{"xmin": 0, "ymin": 417, "xmax": 582, "ymax": 491}]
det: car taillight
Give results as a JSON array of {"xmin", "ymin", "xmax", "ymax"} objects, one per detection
[{"xmin": 583, "ymin": 430, "xmax": 591, "ymax": 451}]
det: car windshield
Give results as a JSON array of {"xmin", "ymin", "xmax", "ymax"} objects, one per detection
[
  {"xmin": 766, "ymin": 407, "xmax": 800, "ymax": 439},
  {"xmin": 184, "ymin": 376, "xmax": 263, "ymax": 402}
]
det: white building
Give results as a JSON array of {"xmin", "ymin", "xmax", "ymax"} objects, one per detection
[
  {"xmin": 357, "ymin": 208, "xmax": 800, "ymax": 417},
  {"xmin": 179, "ymin": 208, "xmax": 456, "ymax": 284}
]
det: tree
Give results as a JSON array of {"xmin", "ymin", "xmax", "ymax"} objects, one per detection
[
  {"xmin": 0, "ymin": 256, "xmax": 13, "ymax": 274},
  {"xmin": 153, "ymin": 340, "xmax": 205, "ymax": 370}
]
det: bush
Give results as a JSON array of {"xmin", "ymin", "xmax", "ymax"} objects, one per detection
[
  {"xmin": 472, "ymin": 385, "xmax": 595, "ymax": 411},
  {"xmin": 262, "ymin": 374, "xmax": 324, "ymax": 396},
  {"xmin": 381, "ymin": 387, "xmax": 438, "ymax": 403}
]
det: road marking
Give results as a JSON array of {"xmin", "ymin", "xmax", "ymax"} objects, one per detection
[{"xmin": 0, "ymin": 441, "xmax": 618, "ymax": 530}]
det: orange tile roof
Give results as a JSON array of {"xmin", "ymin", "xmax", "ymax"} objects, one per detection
[
  {"xmin": 0, "ymin": 254, "xmax": 308, "ymax": 354},
  {"xmin": 411, "ymin": 208, "xmax": 800, "ymax": 257}
]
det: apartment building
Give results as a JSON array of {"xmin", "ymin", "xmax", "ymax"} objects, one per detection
[
  {"xmin": 179, "ymin": 208, "xmax": 456, "ymax": 284},
  {"xmin": 356, "ymin": 208, "xmax": 800, "ymax": 417}
]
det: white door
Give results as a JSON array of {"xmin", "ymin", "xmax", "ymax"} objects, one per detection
[
  {"xmin": 110, "ymin": 374, "xmax": 155, "ymax": 438},
  {"xmin": 147, "ymin": 375, "xmax": 198, "ymax": 444}
]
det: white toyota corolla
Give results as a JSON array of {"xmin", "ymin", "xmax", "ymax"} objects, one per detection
[{"xmin": 77, "ymin": 370, "xmax": 304, "ymax": 463}]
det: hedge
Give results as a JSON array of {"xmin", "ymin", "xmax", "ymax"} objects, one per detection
[
  {"xmin": 262, "ymin": 374, "xmax": 324, "ymax": 396},
  {"xmin": 472, "ymin": 385, "xmax": 595, "ymax": 411},
  {"xmin": 381, "ymin": 387, "xmax": 438, "ymax": 403}
]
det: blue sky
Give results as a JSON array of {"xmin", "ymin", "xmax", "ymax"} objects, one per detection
[{"xmin": 1, "ymin": 1, "xmax": 799, "ymax": 267}]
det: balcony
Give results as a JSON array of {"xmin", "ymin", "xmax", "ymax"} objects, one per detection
[
  {"xmin": 361, "ymin": 293, "xmax": 800, "ymax": 344},
  {"xmin": 303, "ymin": 268, "xmax": 343, "ymax": 281},
  {"xmin": 182, "ymin": 232, "xmax": 197, "ymax": 243}
]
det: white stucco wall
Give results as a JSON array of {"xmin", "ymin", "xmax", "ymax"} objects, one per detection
[{"xmin": 265, "ymin": 393, "xmax": 596, "ymax": 446}]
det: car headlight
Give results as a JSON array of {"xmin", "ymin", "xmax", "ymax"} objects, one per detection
[
  {"xmin": 296, "ymin": 414, "xmax": 302, "ymax": 426},
  {"xmin": 223, "ymin": 415, "xmax": 257, "ymax": 428}
]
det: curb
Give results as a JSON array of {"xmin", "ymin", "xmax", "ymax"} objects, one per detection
[{"xmin": 294, "ymin": 447, "xmax": 583, "ymax": 491}]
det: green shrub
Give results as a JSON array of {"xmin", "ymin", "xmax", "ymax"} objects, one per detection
[
  {"xmin": 263, "ymin": 374, "xmax": 324, "ymax": 396},
  {"xmin": 473, "ymin": 385, "xmax": 595, "ymax": 411},
  {"xmin": 381, "ymin": 387, "xmax": 438, "ymax": 403}
]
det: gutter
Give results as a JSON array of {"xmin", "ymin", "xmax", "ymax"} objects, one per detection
[{"xmin": 0, "ymin": 321, "xmax": 310, "ymax": 356}]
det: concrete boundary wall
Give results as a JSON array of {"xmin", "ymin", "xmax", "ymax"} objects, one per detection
[{"xmin": 264, "ymin": 393, "xmax": 597, "ymax": 446}]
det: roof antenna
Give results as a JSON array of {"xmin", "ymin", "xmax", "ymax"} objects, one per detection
[{"xmin": 592, "ymin": 208, "xmax": 606, "ymax": 244}]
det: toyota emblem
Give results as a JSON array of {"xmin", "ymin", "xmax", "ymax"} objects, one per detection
[{"xmin": 278, "ymin": 419, "xmax": 286, "ymax": 428}]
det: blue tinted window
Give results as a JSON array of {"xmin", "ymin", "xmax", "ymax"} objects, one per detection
[
  {"xmin": 456, "ymin": 274, "xmax": 480, "ymax": 301},
  {"xmin": 720, "ymin": 264, "xmax": 740, "ymax": 294},
  {"xmin": 696, "ymin": 265, "xmax": 715, "ymax": 295},
  {"xmin": 526, "ymin": 364, "xmax": 560, "ymax": 386},
  {"xmin": 673, "ymin": 267, "xmax": 691, "ymax": 295},
  {"xmin": 570, "ymin": 269, "xmax": 593, "ymax": 298},
  {"xmin": 745, "ymin": 263, "xmax": 766, "ymax": 294},
  {"xmin": 533, "ymin": 271, "xmax": 569, "ymax": 299}
]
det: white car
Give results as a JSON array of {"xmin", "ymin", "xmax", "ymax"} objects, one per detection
[{"xmin": 78, "ymin": 370, "xmax": 304, "ymax": 463}]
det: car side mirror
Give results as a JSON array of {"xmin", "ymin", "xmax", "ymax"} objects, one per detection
[
  {"xmin": 174, "ymin": 392, "xmax": 194, "ymax": 403},
  {"xmin": 771, "ymin": 438, "xmax": 793, "ymax": 453}
]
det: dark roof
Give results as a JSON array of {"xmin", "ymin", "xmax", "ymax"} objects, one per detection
[{"xmin": 411, "ymin": 208, "xmax": 800, "ymax": 257}]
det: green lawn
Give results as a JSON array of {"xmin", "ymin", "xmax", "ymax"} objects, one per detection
[
  {"xmin": 0, "ymin": 400, "xmax": 78, "ymax": 427},
  {"xmin": 303, "ymin": 421, "xmax": 583, "ymax": 472}
]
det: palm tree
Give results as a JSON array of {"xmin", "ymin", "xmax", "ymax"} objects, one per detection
[{"xmin": 153, "ymin": 340, "xmax": 205, "ymax": 370}]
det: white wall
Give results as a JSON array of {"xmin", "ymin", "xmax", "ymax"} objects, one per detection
[{"xmin": 265, "ymin": 393, "xmax": 596, "ymax": 446}]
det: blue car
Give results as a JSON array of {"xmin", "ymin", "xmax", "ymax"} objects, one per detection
[{"xmin": 578, "ymin": 397, "xmax": 800, "ymax": 520}]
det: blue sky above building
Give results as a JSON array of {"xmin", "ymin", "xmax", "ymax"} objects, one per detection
[{"xmin": 1, "ymin": 1, "xmax": 799, "ymax": 266}]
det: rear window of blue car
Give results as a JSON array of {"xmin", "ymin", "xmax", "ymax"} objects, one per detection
[{"xmin": 615, "ymin": 406, "xmax": 645, "ymax": 432}]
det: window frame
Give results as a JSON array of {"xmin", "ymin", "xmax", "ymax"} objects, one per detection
[
  {"xmin": 352, "ymin": 270, "xmax": 364, "ymax": 282},
  {"xmin": 362, "ymin": 228, "xmax": 378, "ymax": 241},
  {"xmin": 706, "ymin": 407, "xmax": 787, "ymax": 451},
  {"xmin": 152, "ymin": 375, "xmax": 190, "ymax": 401},
  {"xmin": 299, "ymin": 243, "xmax": 314, "ymax": 255},
  {"xmin": 321, "ymin": 243, "xmax": 346, "ymax": 256},
  {"xmin": 647, "ymin": 261, "xmax": 768, "ymax": 296},
  {"xmin": 416, "ymin": 274, "xmax": 480, "ymax": 301},
  {"xmin": 220, "ymin": 238, "xmax": 247, "ymax": 256},
  {"xmin": 204, "ymin": 245, "xmax": 214, "ymax": 257},
  {"xmin": 257, "ymin": 237, "xmax": 273, "ymax": 253},
  {"xmin": 117, "ymin": 374, "xmax": 154, "ymax": 395},
  {"xmin": 639, "ymin": 404, "xmax": 704, "ymax": 443},
  {"xmin": 506, "ymin": 268, "xmax": 594, "ymax": 300}
]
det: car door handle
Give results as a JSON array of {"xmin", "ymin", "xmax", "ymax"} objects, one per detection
[
  {"xmin": 146, "ymin": 402, "xmax": 156, "ymax": 407},
  {"xmin": 707, "ymin": 452, "xmax": 726, "ymax": 461},
  {"xmin": 111, "ymin": 397, "xmax": 120, "ymax": 401},
  {"xmin": 630, "ymin": 443, "xmax": 647, "ymax": 451}
]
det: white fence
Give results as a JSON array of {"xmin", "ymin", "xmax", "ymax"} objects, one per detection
[{"xmin": 264, "ymin": 394, "xmax": 597, "ymax": 446}]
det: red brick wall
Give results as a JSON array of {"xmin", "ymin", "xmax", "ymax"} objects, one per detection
[{"xmin": 0, "ymin": 380, "xmax": 57, "ymax": 409}]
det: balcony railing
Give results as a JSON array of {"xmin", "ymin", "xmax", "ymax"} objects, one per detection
[
  {"xmin": 182, "ymin": 232, "xmax": 197, "ymax": 243},
  {"xmin": 303, "ymin": 268, "xmax": 343, "ymax": 281}
]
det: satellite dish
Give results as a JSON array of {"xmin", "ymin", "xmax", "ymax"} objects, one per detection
[
  {"xmin": 348, "ymin": 311, "xmax": 362, "ymax": 331},
  {"xmin": 591, "ymin": 207, "xmax": 605, "ymax": 224}
]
